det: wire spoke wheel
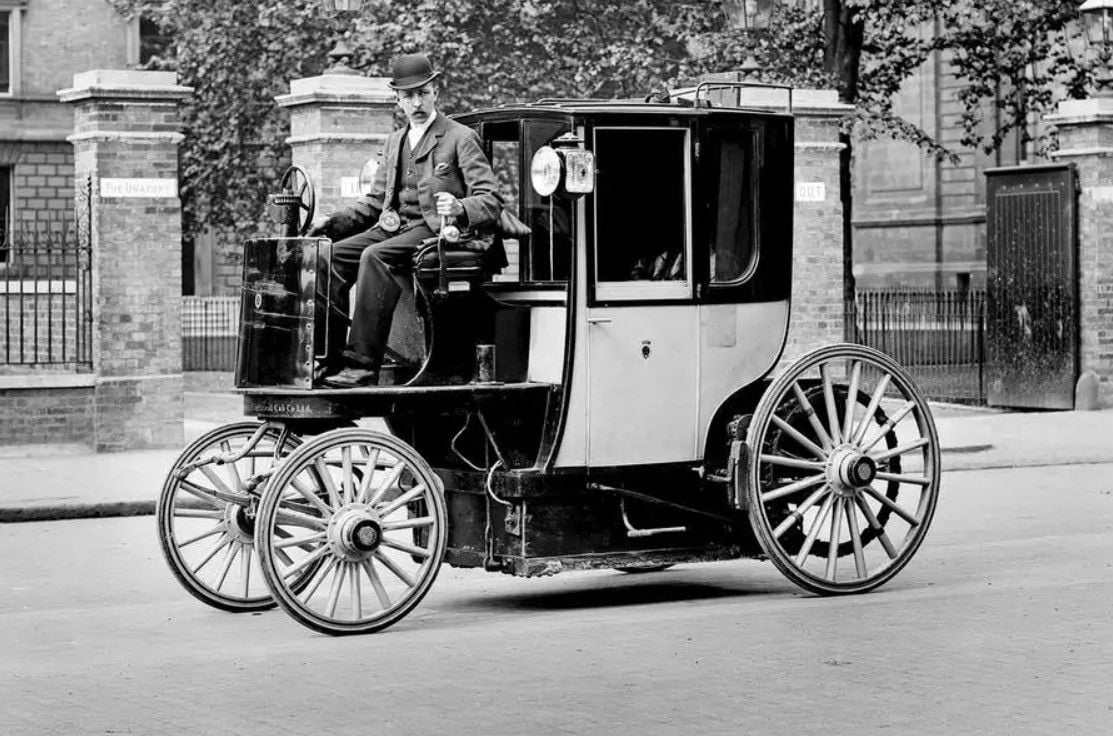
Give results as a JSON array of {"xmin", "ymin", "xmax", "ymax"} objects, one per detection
[
  {"xmin": 254, "ymin": 428, "xmax": 447, "ymax": 636},
  {"xmin": 746, "ymin": 344, "xmax": 941, "ymax": 595},
  {"xmin": 157, "ymin": 422, "xmax": 301, "ymax": 611}
]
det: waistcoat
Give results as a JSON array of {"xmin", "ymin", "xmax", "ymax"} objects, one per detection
[{"xmin": 396, "ymin": 137, "xmax": 422, "ymax": 223}]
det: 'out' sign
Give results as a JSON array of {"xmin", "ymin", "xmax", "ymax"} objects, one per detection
[{"xmin": 796, "ymin": 182, "xmax": 826, "ymax": 202}]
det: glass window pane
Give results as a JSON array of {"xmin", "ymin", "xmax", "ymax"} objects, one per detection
[
  {"xmin": 0, "ymin": 13, "xmax": 10, "ymax": 94},
  {"xmin": 594, "ymin": 128, "xmax": 687, "ymax": 283},
  {"xmin": 523, "ymin": 120, "xmax": 573, "ymax": 282},
  {"xmin": 710, "ymin": 129, "xmax": 758, "ymax": 284}
]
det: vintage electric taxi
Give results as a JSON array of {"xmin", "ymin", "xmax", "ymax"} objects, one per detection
[{"xmin": 156, "ymin": 83, "xmax": 941, "ymax": 635}]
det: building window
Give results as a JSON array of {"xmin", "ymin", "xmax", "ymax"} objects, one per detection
[
  {"xmin": 140, "ymin": 16, "xmax": 172, "ymax": 65},
  {"xmin": 0, "ymin": 165, "xmax": 9, "ymax": 261},
  {"xmin": 0, "ymin": 12, "xmax": 10, "ymax": 95}
]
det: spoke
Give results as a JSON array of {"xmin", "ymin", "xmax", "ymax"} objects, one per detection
[
  {"xmin": 374, "ymin": 550, "xmax": 417, "ymax": 588},
  {"xmin": 772, "ymin": 485, "xmax": 830, "ymax": 539},
  {"xmin": 356, "ymin": 447, "xmax": 382, "ymax": 504},
  {"xmin": 281, "ymin": 543, "xmax": 330, "ymax": 580},
  {"xmin": 760, "ymin": 454, "xmax": 825, "ymax": 471},
  {"xmin": 770, "ymin": 415, "xmax": 827, "ymax": 461},
  {"xmin": 861, "ymin": 401, "xmax": 916, "ymax": 452},
  {"xmin": 367, "ymin": 461, "xmax": 406, "ymax": 508},
  {"xmin": 875, "ymin": 471, "xmax": 931, "ymax": 487},
  {"xmin": 326, "ymin": 562, "xmax": 345, "ymax": 618},
  {"xmin": 852, "ymin": 374, "xmax": 891, "ymax": 445},
  {"xmin": 341, "ymin": 446, "xmax": 354, "ymax": 506},
  {"xmin": 380, "ymin": 537, "xmax": 430, "ymax": 559},
  {"xmin": 274, "ymin": 507, "xmax": 328, "ymax": 531},
  {"xmin": 214, "ymin": 542, "xmax": 240, "ymax": 591},
  {"xmin": 351, "ymin": 562, "xmax": 362, "ymax": 621},
  {"xmin": 862, "ymin": 486, "xmax": 921, "ymax": 526},
  {"xmin": 847, "ymin": 502, "xmax": 868, "ymax": 578},
  {"xmin": 190, "ymin": 534, "xmax": 231, "ymax": 575},
  {"xmin": 314, "ymin": 459, "xmax": 341, "ymax": 509},
  {"xmin": 378, "ymin": 482, "xmax": 428, "ymax": 518},
  {"xmin": 177, "ymin": 480, "xmax": 225, "ymax": 509},
  {"xmin": 200, "ymin": 464, "xmax": 236, "ymax": 498},
  {"xmin": 871, "ymin": 438, "xmax": 929, "ymax": 463},
  {"xmin": 275, "ymin": 532, "xmax": 326, "ymax": 549},
  {"xmin": 820, "ymin": 363, "xmax": 842, "ymax": 445},
  {"xmin": 794, "ymin": 494, "xmax": 834, "ymax": 566},
  {"xmin": 272, "ymin": 527, "xmax": 297, "ymax": 566},
  {"xmin": 173, "ymin": 508, "xmax": 224, "ymax": 519},
  {"xmin": 855, "ymin": 496, "xmax": 898, "ymax": 559},
  {"xmin": 176, "ymin": 523, "xmax": 225, "ymax": 549},
  {"xmin": 290, "ymin": 476, "xmax": 335, "ymax": 516},
  {"xmin": 761, "ymin": 473, "xmax": 827, "ymax": 504},
  {"xmin": 841, "ymin": 361, "xmax": 862, "ymax": 446},
  {"xmin": 382, "ymin": 516, "xmax": 435, "ymax": 531},
  {"xmin": 301, "ymin": 556, "xmax": 337, "ymax": 602},
  {"xmin": 791, "ymin": 381, "xmax": 833, "ymax": 450},
  {"xmin": 825, "ymin": 498, "xmax": 845, "ymax": 580},
  {"xmin": 361, "ymin": 559, "xmax": 393, "ymax": 610},
  {"xmin": 241, "ymin": 545, "xmax": 253, "ymax": 598}
]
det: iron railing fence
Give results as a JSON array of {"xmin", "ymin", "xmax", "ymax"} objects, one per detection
[
  {"xmin": 0, "ymin": 229, "xmax": 93, "ymax": 368},
  {"xmin": 182, "ymin": 295, "xmax": 239, "ymax": 371},
  {"xmin": 846, "ymin": 288, "xmax": 986, "ymax": 405}
]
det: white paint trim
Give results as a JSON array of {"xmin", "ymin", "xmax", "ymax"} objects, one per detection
[
  {"xmin": 0, "ymin": 279, "xmax": 77, "ymax": 294},
  {"xmin": 9, "ymin": 7, "xmax": 20, "ymax": 97},
  {"xmin": 66, "ymin": 131, "xmax": 184, "ymax": 144},
  {"xmin": 126, "ymin": 17, "xmax": 140, "ymax": 67},
  {"xmin": 0, "ymin": 373, "xmax": 95, "ymax": 390}
]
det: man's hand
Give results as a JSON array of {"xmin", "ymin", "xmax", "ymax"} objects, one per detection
[
  {"xmin": 306, "ymin": 215, "xmax": 331, "ymax": 238},
  {"xmin": 435, "ymin": 192, "xmax": 464, "ymax": 218}
]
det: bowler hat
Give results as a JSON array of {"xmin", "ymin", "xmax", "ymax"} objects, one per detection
[{"xmin": 389, "ymin": 53, "xmax": 441, "ymax": 90}]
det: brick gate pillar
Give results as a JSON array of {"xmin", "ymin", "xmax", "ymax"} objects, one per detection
[
  {"xmin": 1046, "ymin": 97, "xmax": 1113, "ymax": 408},
  {"xmin": 784, "ymin": 89, "xmax": 855, "ymax": 364},
  {"xmin": 276, "ymin": 74, "xmax": 395, "ymax": 217},
  {"xmin": 59, "ymin": 70, "xmax": 192, "ymax": 451}
]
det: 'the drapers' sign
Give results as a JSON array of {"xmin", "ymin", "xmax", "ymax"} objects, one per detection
[{"xmin": 100, "ymin": 178, "xmax": 178, "ymax": 198}]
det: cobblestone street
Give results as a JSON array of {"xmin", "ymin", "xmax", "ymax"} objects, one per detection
[{"xmin": 2, "ymin": 462, "xmax": 1110, "ymax": 736}]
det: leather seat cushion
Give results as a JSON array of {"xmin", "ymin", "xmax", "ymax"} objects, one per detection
[{"xmin": 415, "ymin": 248, "xmax": 488, "ymax": 271}]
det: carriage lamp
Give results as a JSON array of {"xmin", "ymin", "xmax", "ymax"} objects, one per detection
[
  {"xmin": 1082, "ymin": 0, "xmax": 1113, "ymax": 94},
  {"xmin": 529, "ymin": 133, "xmax": 596, "ymax": 198},
  {"xmin": 358, "ymin": 155, "xmax": 379, "ymax": 194}
]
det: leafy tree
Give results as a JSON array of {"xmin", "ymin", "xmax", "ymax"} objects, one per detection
[{"xmin": 110, "ymin": 0, "xmax": 1093, "ymax": 297}]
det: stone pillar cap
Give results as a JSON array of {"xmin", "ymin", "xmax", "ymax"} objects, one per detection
[
  {"xmin": 1044, "ymin": 96, "xmax": 1113, "ymax": 126},
  {"xmin": 277, "ymin": 75, "xmax": 395, "ymax": 108},
  {"xmin": 58, "ymin": 69, "xmax": 193, "ymax": 103}
]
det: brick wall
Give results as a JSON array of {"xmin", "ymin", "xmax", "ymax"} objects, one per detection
[
  {"xmin": 0, "ymin": 386, "xmax": 93, "ymax": 445},
  {"xmin": 13, "ymin": 143, "xmax": 74, "ymax": 228},
  {"xmin": 22, "ymin": 0, "xmax": 129, "ymax": 98}
]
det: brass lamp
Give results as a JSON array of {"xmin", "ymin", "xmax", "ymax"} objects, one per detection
[
  {"xmin": 322, "ymin": 0, "xmax": 364, "ymax": 75},
  {"xmin": 1081, "ymin": 0, "xmax": 1113, "ymax": 95}
]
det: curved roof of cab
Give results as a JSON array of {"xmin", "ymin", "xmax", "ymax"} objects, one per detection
[{"xmin": 454, "ymin": 98, "xmax": 796, "ymax": 121}]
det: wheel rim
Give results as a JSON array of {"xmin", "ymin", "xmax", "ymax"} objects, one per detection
[
  {"xmin": 254, "ymin": 428, "xmax": 447, "ymax": 635},
  {"xmin": 747, "ymin": 345, "xmax": 941, "ymax": 595},
  {"xmin": 157, "ymin": 422, "xmax": 300, "ymax": 611}
]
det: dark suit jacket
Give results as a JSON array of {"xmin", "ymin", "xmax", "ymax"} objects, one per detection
[{"xmin": 326, "ymin": 113, "xmax": 503, "ymax": 241}]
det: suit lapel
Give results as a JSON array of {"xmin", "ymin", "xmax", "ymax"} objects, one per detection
[
  {"xmin": 411, "ymin": 113, "xmax": 447, "ymax": 162},
  {"xmin": 383, "ymin": 129, "xmax": 404, "ymax": 203}
]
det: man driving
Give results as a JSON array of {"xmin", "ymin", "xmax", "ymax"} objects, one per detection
[{"xmin": 308, "ymin": 53, "xmax": 502, "ymax": 387}]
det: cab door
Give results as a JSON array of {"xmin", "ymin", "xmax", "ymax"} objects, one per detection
[{"xmin": 585, "ymin": 124, "xmax": 699, "ymax": 467}]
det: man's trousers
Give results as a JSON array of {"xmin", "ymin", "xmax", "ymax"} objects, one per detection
[{"xmin": 316, "ymin": 222, "xmax": 435, "ymax": 371}]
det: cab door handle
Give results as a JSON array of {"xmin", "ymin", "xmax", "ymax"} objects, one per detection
[{"xmin": 587, "ymin": 316, "xmax": 613, "ymax": 324}]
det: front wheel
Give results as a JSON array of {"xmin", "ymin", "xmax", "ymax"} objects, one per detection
[
  {"xmin": 254, "ymin": 428, "xmax": 448, "ymax": 635},
  {"xmin": 746, "ymin": 344, "xmax": 941, "ymax": 595}
]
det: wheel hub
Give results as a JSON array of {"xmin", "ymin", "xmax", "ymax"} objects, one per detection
[
  {"xmin": 827, "ymin": 446, "xmax": 877, "ymax": 496},
  {"xmin": 224, "ymin": 504, "xmax": 255, "ymax": 543},
  {"xmin": 327, "ymin": 504, "xmax": 383, "ymax": 561}
]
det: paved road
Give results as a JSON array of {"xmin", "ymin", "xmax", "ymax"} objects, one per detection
[{"xmin": 2, "ymin": 464, "xmax": 1111, "ymax": 736}]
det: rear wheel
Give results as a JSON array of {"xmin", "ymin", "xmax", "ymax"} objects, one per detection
[
  {"xmin": 746, "ymin": 344, "xmax": 941, "ymax": 595},
  {"xmin": 254, "ymin": 428, "xmax": 448, "ymax": 635}
]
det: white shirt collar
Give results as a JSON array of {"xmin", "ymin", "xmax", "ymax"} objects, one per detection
[{"xmin": 406, "ymin": 109, "xmax": 438, "ymax": 150}]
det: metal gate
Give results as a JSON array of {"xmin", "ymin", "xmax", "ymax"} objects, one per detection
[{"xmin": 985, "ymin": 164, "xmax": 1078, "ymax": 409}]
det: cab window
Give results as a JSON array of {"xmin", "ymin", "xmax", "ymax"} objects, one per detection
[
  {"xmin": 592, "ymin": 126, "xmax": 691, "ymax": 301},
  {"xmin": 708, "ymin": 128, "xmax": 759, "ymax": 284}
]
